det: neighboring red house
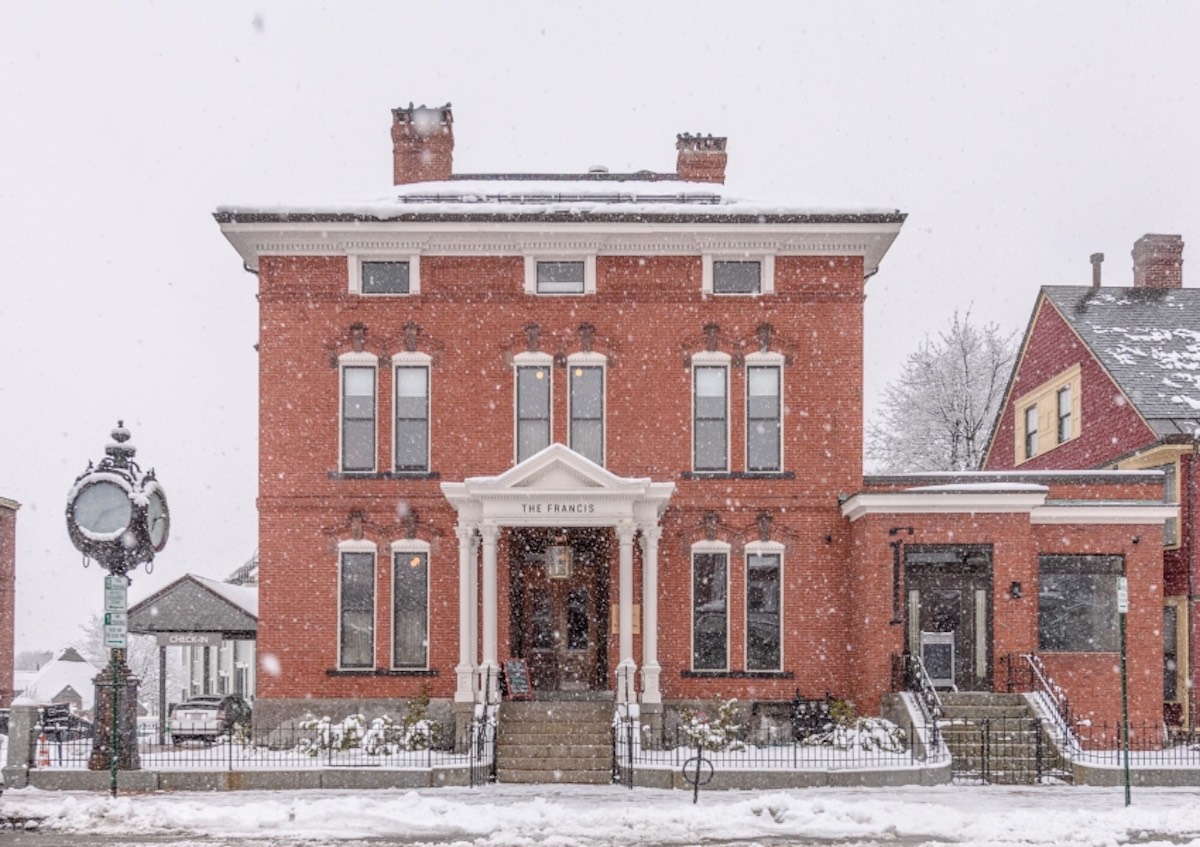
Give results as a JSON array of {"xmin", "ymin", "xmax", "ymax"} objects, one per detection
[
  {"xmin": 0, "ymin": 496, "xmax": 17, "ymax": 707},
  {"xmin": 983, "ymin": 234, "xmax": 1196, "ymax": 725},
  {"xmin": 214, "ymin": 105, "xmax": 1173, "ymax": 755}
]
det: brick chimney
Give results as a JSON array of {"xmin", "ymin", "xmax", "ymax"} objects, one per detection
[
  {"xmin": 1132, "ymin": 234, "xmax": 1184, "ymax": 289},
  {"xmin": 676, "ymin": 133, "xmax": 728, "ymax": 184},
  {"xmin": 1090, "ymin": 252, "xmax": 1104, "ymax": 288},
  {"xmin": 392, "ymin": 103, "xmax": 454, "ymax": 185}
]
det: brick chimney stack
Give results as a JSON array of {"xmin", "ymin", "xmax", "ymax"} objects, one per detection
[
  {"xmin": 676, "ymin": 133, "xmax": 728, "ymax": 184},
  {"xmin": 1132, "ymin": 234, "xmax": 1184, "ymax": 289},
  {"xmin": 392, "ymin": 103, "xmax": 454, "ymax": 185},
  {"xmin": 1090, "ymin": 253, "xmax": 1104, "ymax": 288}
]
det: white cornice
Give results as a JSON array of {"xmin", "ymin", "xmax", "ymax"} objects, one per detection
[
  {"xmin": 840, "ymin": 490, "xmax": 1049, "ymax": 521},
  {"xmin": 1030, "ymin": 504, "xmax": 1178, "ymax": 525},
  {"xmin": 219, "ymin": 221, "xmax": 903, "ymax": 278}
]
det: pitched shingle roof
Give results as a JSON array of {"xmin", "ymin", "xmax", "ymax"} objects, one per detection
[{"xmin": 1043, "ymin": 285, "xmax": 1200, "ymax": 437}]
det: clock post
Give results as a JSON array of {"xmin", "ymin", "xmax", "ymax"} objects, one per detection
[{"xmin": 65, "ymin": 422, "xmax": 170, "ymax": 795}]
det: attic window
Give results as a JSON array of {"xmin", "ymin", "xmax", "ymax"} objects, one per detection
[{"xmin": 350, "ymin": 256, "xmax": 421, "ymax": 295}]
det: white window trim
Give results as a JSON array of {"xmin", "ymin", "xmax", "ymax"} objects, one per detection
[
  {"xmin": 524, "ymin": 255, "xmax": 597, "ymax": 295},
  {"xmin": 392, "ymin": 352, "xmax": 433, "ymax": 473},
  {"xmin": 566, "ymin": 352, "xmax": 607, "ymax": 467},
  {"xmin": 691, "ymin": 351, "xmax": 732, "ymax": 473},
  {"xmin": 691, "ymin": 540, "xmax": 732, "ymax": 673},
  {"xmin": 337, "ymin": 539, "xmax": 378, "ymax": 671},
  {"xmin": 348, "ymin": 254, "xmax": 421, "ymax": 295},
  {"xmin": 338, "ymin": 351, "xmax": 379, "ymax": 473},
  {"xmin": 744, "ymin": 541, "xmax": 785, "ymax": 672},
  {"xmin": 513, "ymin": 351, "xmax": 554, "ymax": 464},
  {"xmin": 390, "ymin": 539, "xmax": 431, "ymax": 671},
  {"xmin": 702, "ymin": 254, "xmax": 775, "ymax": 295},
  {"xmin": 744, "ymin": 352, "xmax": 785, "ymax": 473}
]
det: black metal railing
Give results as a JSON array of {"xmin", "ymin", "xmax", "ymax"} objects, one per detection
[
  {"xmin": 1002, "ymin": 652, "xmax": 1081, "ymax": 756},
  {"xmin": 468, "ymin": 665, "xmax": 497, "ymax": 787},
  {"xmin": 891, "ymin": 653, "xmax": 944, "ymax": 753}
]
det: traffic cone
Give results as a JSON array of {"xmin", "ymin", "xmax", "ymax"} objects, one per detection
[{"xmin": 37, "ymin": 733, "xmax": 51, "ymax": 768}]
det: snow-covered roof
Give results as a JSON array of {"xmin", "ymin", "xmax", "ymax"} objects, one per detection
[
  {"xmin": 191, "ymin": 575, "xmax": 258, "ymax": 618},
  {"xmin": 1042, "ymin": 286, "xmax": 1200, "ymax": 436},
  {"xmin": 215, "ymin": 176, "xmax": 903, "ymax": 224},
  {"xmin": 20, "ymin": 647, "xmax": 102, "ymax": 711}
]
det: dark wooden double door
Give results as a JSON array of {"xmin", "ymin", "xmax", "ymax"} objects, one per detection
[
  {"xmin": 510, "ymin": 528, "xmax": 610, "ymax": 694},
  {"xmin": 905, "ymin": 546, "xmax": 994, "ymax": 692}
]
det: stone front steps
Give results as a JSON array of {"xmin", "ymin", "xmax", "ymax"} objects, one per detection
[
  {"xmin": 939, "ymin": 692, "xmax": 1066, "ymax": 785},
  {"xmin": 496, "ymin": 700, "xmax": 613, "ymax": 784}
]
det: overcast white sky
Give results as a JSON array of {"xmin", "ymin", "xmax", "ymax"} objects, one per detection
[{"xmin": 3, "ymin": 2, "xmax": 1200, "ymax": 654}]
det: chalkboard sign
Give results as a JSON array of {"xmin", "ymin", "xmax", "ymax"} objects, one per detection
[{"xmin": 502, "ymin": 658, "xmax": 534, "ymax": 701}]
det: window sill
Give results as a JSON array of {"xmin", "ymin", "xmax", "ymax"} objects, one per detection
[
  {"xmin": 681, "ymin": 670, "xmax": 794, "ymax": 679},
  {"xmin": 326, "ymin": 668, "xmax": 439, "ymax": 677},
  {"xmin": 328, "ymin": 471, "xmax": 440, "ymax": 480},
  {"xmin": 680, "ymin": 472, "xmax": 795, "ymax": 480}
]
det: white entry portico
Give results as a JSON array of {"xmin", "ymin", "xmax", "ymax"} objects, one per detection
[{"xmin": 441, "ymin": 444, "xmax": 674, "ymax": 705}]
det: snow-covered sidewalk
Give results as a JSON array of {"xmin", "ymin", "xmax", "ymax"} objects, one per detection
[{"xmin": 3, "ymin": 783, "xmax": 1200, "ymax": 845}]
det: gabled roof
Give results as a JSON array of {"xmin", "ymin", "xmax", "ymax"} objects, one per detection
[
  {"xmin": 21, "ymin": 647, "xmax": 102, "ymax": 710},
  {"xmin": 127, "ymin": 573, "xmax": 257, "ymax": 638},
  {"xmin": 1042, "ymin": 285, "xmax": 1200, "ymax": 438}
]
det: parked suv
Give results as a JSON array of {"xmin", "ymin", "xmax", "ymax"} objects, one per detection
[{"xmin": 168, "ymin": 695, "xmax": 252, "ymax": 744}]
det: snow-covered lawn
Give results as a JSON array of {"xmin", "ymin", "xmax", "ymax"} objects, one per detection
[{"xmin": 3, "ymin": 784, "xmax": 1200, "ymax": 845}]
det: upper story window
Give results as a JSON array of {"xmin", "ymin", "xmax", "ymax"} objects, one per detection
[
  {"xmin": 391, "ymin": 541, "xmax": 429, "ymax": 670},
  {"xmin": 1056, "ymin": 386, "xmax": 1071, "ymax": 444},
  {"xmin": 702, "ymin": 255, "xmax": 775, "ymax": 295},
  {"xmin": 746, "ymin": 353, "xmax": 783, "ymax": 472},
  {"xmin": 349, "ymin": 256, "xmax": 421, "ymax": 295},
  {"xmin": 515, "ymin": 352, "xmax": 553, "ymax": 463},
  {"xmin": 1015, "ymin": 363, "xmax": 1080, "ymax": 464},
  {"xmin": 524, "ymin": 256, "xmax": 596, "ymax": 295},
  {"xmin": 568, "ymin": 353, "xmax": 606, "ymax": 466},
  {"xmin": 1023, "ymin": 405, "xmax": 1038, "ymax": 460},
  {"xmin": 692, "ymin": 352, "xmax": 731, "ymax": 472},
  {"xmin": 338, "ymin": 540, "xmax": 377, "ymax": 670},
  {"xmin": 394, "ymin": 354, "xmax": 431, "ymax": 473},
  {"xmin": 339, "ymin": 352, "xmax": 378, "ymax": 472}
]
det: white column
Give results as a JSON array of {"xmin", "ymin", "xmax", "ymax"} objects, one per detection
[
  {"xmin": 469, "ymin": 532, "xmax": 480, "ymax": 692},
  {"xmin": 616, "ymin": 519, "xmax": 637, "ymax": 703},
  {"xmin": 639, "ymin": 523, "xmax": 663, "ymax": 704},
  {"xmin": 479, "ymin": 522, "xmax": 501, "ymax": 700},
  {"xmin": 454, "ymin": 523, "xmax": 476, "ymax": 703}
]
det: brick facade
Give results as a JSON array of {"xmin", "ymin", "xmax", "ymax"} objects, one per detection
[{"xmin": 218, "ymin": 106, "xmax": 1170, "ymax": 740}]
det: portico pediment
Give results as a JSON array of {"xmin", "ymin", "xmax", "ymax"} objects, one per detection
[{"xmin": 441, "ymin": 443, "xmax": 673, "ymax": 526}]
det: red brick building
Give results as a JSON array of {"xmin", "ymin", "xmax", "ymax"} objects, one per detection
[
  {"xmin": 215, "ymin": 105, "xmax": 1173, "ymax": 742},
  {"xmin": 1, "ymin": 496, "xmax": 18, "ymax": 707},
  {"xmin": 983, "ymin": 235, "xmax": 1198, "ymax": 726}
]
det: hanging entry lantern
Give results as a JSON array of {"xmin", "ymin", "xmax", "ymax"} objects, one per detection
[{"xmin": 545, "ymin": 534, "xmax": 574, "ymax": 580}]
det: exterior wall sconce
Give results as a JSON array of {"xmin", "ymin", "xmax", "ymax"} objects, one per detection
[{"xmin": 1010, "ymin": 581, "xmax": 1022, "ymax": 599}]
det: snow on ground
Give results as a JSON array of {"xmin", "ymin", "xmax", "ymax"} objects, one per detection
[{"xmin": 4, "ymin": 784, "xmax": 1200, "ymax": 846}]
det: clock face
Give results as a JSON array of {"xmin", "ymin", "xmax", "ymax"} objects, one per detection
[
  {"xmin": 72, "ymin": 480, "xmax": 132, "ymax": 535},
  {"xmin": 147, "ymin": 488, "xmax": 169, "ymax": 549}
]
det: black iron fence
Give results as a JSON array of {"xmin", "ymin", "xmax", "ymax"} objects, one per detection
[
  {"xmin": 614, "ymin": 717, "xmax": 941, "ymax": 777},
  {"xmin": 32, "ymin": 721, "xmax": 467, "ymax": 771}
]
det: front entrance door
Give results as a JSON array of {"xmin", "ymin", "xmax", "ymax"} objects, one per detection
[
  {"xmin": 905, "ymin": 545, "xmax": 993, "ymax": 691},
  {"xmin": 510, "ymin": 528, "xmax": 609, "ymax": 694}
]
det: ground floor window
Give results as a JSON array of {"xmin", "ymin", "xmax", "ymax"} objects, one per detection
[
  {"xmin": 1038, "ymin": 554, "xmax": 1122, "ymax": 652},
  {"xmin": 339, "ymin": 549, "xmax": 376, "ymax": 668},
  {"xmin": 692, "ymin": 546, "xmax": 729, "ymax": 670},
  {"xmin": 746, "ymin": 547, "xmax": 782, "ymax": 671},
  {"xmin": 392, "ymin": 545, "xmax": 428, "ymax": 668}
]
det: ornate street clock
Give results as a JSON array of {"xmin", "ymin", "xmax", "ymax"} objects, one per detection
[{"xmin": 66, "ymin": 422, "xmax": 169, "ymax": 575}]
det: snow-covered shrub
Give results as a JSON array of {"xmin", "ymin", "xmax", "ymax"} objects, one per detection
[
  {"xmin": 293, "ymin": 688, "xmax": 442, "ymax": 756},
  {"xmin": 802, "ymin": 716, "xmax": 907, "ymax": 752},
  {"xmin": 679, "ymin": 698, "xmax": 745, "ymax": 752}
]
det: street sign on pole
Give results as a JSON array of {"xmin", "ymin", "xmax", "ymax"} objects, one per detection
[{"xmin": 104, "ymin": 576, "xmax": 128, "ymax": 613}]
